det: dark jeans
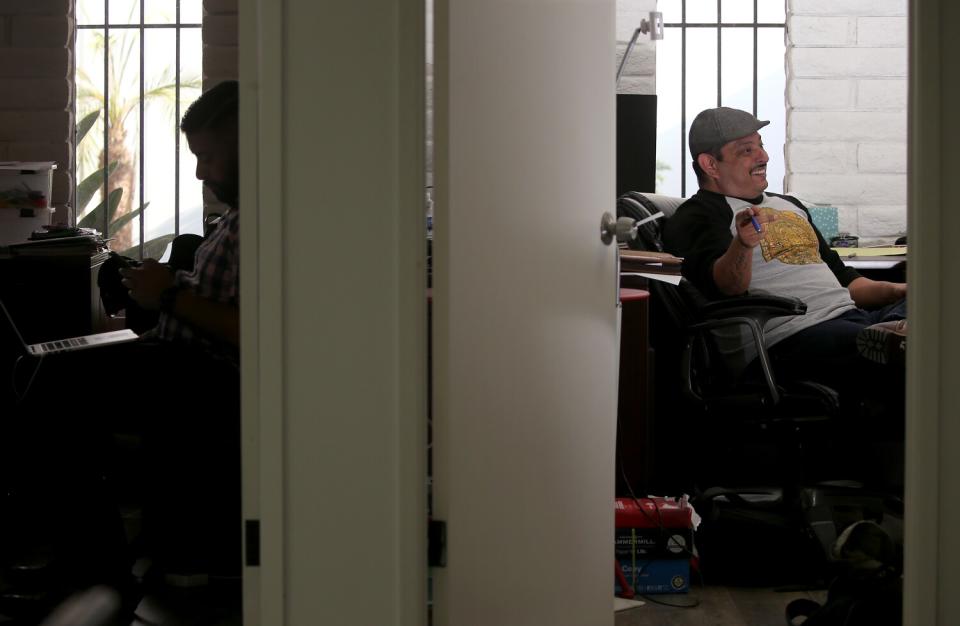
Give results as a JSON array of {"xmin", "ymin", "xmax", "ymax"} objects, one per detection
[
  {"xmin": 4, "ymin": 338, "xmax": 240, "ymax": 588},
  {"xmin": 767, "ymin": 298, "xmax": 906, "ymax": 423}
]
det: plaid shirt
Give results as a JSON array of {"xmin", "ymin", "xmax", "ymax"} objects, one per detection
[{"xmin": 156, "ymin": 209, "xmax": 239, "ymax": 363}]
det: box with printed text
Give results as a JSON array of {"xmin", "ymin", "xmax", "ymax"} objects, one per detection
[{"xmin": 615, "ymin": 497, "xmax": 696, "ymax": 595}]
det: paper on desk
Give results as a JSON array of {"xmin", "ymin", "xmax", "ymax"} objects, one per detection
[
  {"xmin": 832, "ymin": 246, "xmax": 906, "ymax": 258},
  {"xmin": 615, "ymin": 597, "xmax": 645, "ymax": 612},
  {"xmin": 623, "ymin": 272, "xmax": 682, "ymax": 285}
]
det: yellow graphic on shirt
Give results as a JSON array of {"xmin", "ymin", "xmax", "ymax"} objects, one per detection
[{"xmin": 756, "ymin": 206, "xmax": 822, "ymax": 265}]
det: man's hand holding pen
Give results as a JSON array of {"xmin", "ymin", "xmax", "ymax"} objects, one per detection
[{"xmin": 736, "ymin": 206, "xmax": 775, "ymax": 249}]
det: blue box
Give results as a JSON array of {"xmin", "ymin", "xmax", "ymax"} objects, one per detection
[
  {"xmin": 808, "ymin": 206, "xmax": 839, "ymax": 240},
  {"xmin": 615, "ymin": 559, "xmax": 690, "ymax": 595}
]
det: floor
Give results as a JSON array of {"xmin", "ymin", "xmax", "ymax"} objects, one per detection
[
  {"xmin": 615, "ymin": 585, "xmax": 827, "ymax": 626},
  {"xmin": 11, "ymin": 573, "xmax": 823, "ymax": 625},
  {"xmin": 120, "ymin": 583, "xmax": 823, "ymax": 626},
  {"xmin": 128, "ymin": 579, "xmax": 242, "ymax": 626}
]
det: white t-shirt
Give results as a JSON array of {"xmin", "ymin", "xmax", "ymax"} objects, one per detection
[{"xmin": 717, "ymin": 194, "xmax": 857, "ymax": 370}]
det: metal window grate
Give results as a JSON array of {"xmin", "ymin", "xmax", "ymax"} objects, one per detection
[
  {"xmin": 662, "ymin": 0, "xmax": 785, "ymax": 197},
  {"xmin": 76, "ymin": 0, "xmax": 201, "ymax": 259}
]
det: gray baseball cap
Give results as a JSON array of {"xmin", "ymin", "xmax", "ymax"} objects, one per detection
[{"xmin": 689, "ymin": 107, "xmax": 769, "ymax": 157}]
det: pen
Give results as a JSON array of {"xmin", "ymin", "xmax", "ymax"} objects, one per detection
[{"xmin": 750, "ymin": 215, "xmax": 762, "ymax": 234}]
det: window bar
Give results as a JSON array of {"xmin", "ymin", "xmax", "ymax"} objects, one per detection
[
  {"xmin": 175, "ymin": 0, "xmax": 181, "ymax": 236},
  {"xmin": 78, "ymin": 16, "xmax": 201, "ymax": 248},
  {"xmin": 139, "ymin": 0, "xmax": 145, "ymax": 259},
  {"xmin": 680, "ymin": 0, "xmax": 687, "ymax": 197},
  {"xmin": 716, "ymin": 0, "xmax": 722, "ymax": 108},
  {"xmin": 663, "ymin": 8, "xmax": 784, "ymax": 198},
  {"xmin": 103, "ymin": 0, "xmax": 110, "ymax": 240}
]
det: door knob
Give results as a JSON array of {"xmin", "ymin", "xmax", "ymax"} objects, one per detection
[{"xmin": 600, "ymin": 212, "xmax": 638, "ymax": 246}]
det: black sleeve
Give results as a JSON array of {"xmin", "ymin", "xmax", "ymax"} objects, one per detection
[
  {"xmin": 771, "ymin": 193, "xmax": 862, "ymax": 287},
  {"xmin": 661, "ymin": 194, "xmax": 734, "ymax": 300}
]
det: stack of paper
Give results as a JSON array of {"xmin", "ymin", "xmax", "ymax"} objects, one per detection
[
  {"xmin": 8, "ymin": 229, "xmax": 107, "ymax": 256},
  {"xmin": 831, "ymin": 245, "xmax": 907, "ymax": 258},
  {"xmin": 620, "ymin": 249, "xmax": 683, "ymax": 286},
  {"xmin": 620, "ymin": 249, "xmax": 682, "ymax": 275}
]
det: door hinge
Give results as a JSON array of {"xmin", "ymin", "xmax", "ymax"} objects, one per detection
[
  {"xmin": 245, "ymin": 519, "xmax": 260, "ymax": 567},
  {"xmin": 428, "ymin": 519, "xmax": 446, "ymax": 567}
]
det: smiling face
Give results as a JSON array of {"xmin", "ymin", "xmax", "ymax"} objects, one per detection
[{"xmin": 699, "ymin": 132, "xmax": 769, "ymax": 199}]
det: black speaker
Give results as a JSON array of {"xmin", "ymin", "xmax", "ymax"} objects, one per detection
[{"xmin": 616, "ymin": 94, "xmax": 658, "ymax": 197}]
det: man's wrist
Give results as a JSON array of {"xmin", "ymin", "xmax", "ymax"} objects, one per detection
[
  {"xmin": 734, "ymin": 233, "xmax": 755, "ymax": 250},
  {"xmin": 158, "ymin": 285, "xmax": 181, "ymax": 313}
]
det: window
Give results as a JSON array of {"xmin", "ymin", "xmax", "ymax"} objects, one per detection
[
  {"xmin": 655, "ymin": 0, "xmax": 786, "ymax": 197},
  {"xmin": 75, "ymin": 0, "xmax": 203, "ymax": 260}
]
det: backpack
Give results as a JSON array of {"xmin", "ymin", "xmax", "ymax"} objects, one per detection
[{"xmin": 785, "ymin": 520, "xmax": 902, "ymax": 626}]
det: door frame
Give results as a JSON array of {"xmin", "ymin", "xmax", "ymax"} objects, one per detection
[
  {"xmin": 238, "ymin": 0, "xmax": 427, "ymax": 624},
  {"xmin": 903, "ymin": 0, "xmax": 960, "ymax": 624}
]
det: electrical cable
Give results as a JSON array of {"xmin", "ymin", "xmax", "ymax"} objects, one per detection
[
  {"xmin": 616, "ymin": 418, "xmax": 703, "ymax": 606},
  {"xmin": 12, "ymin": 353, "xmax": 44, "ymax": 404}
]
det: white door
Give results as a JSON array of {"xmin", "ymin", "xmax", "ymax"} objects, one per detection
[
  {"xmin": 431, "ymin": 0, "xmax": 619, "ymax": 624},
  {"xmin": 239, "ymin": 0, "xmax": 617, "ymax": 623}
]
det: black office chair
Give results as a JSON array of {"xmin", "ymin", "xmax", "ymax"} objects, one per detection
[{"xmin": 617, "ymin": 191, "xmax": 902, "ymax": 585}]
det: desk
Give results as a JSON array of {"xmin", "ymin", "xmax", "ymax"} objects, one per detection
[
  {"xmin": 843, "ymin": 256, "xmax": 906, "ymax": 282},
  {"xmin": 0, "ymin": 250, "xmax": 112, "ymax": 409},
  {"xmin": 616, "ymin": 288, "xmax": 651, "ymax": 497},
  {"xmin": 0, "ymin": 251, "xmax": 111, "ymax": 344}
]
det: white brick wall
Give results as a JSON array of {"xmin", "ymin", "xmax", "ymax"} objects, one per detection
[
  {"xmin": 786, "ymin": 0, "xmax": 908, "ymax": 243},
  {"xmin": 617, "ymin": 0, "xmax": 657, "ymax": 94},
  {"xmin": 203, "ymin": 0, "xmax": 238, "ymax": 85},
  {"xmin": 202, "ymin": 0, "xmax": 238, "ymax": 216},
  {"xmin": 0, "ymin": 0, "xmax": 73, "ymax": 220}
]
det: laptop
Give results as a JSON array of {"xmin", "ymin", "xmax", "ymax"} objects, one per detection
[{"xmin": 1, "ymin": 297, "xmax": 138, "ymax": 357}]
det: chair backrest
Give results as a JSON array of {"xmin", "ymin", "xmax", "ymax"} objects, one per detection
[
  {"xmin": 616, "ymin": 191, "xmax": 687, "ymax": 253},
  {"xmin": 616, "ymin": 190, "xmax": 739, "ymax": 394},
  {"xmin": 632, "ymin": 192, "xmax": 687, "ymax": 219},
  {"xmin": 616, "ymin": 190, "xmax": 697, "ymax": 318}
]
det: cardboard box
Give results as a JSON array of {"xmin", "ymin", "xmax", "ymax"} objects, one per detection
[
  {"xmin": 0, "ymin": 161, "xmax": 57, "ymax": 209},
  {"xmin": 615, "ymin": 497, "xmax": 694, "ymax": 595}
]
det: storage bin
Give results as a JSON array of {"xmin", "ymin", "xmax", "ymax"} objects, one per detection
[
  {"xmin": 0, "ymin": 206, "xmax": 56, "ymax": 246},
  {"xmin": 0, "ymin": 161, "xmax": 57, "ymax": 210}
]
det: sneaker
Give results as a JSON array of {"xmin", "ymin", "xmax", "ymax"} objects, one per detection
[{"xmin": 856, "ymin": 319, "xmax": 907, "ymax": 366}]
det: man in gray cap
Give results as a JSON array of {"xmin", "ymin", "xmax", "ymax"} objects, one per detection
[{"xmin": 662, "ymin": 106, "xmax": 906, "ymax": 413}]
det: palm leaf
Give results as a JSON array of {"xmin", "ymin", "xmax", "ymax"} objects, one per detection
[
  {"xmin": 76, "ymin": 110, "xmax": 101, "ymax": 145},
  {"xmin": 122, "ymin": 233, "xmax": 176, "ymax": 261},
  {"xmin": 108, "ymin": 201, "xmax": 150, "ymax": 237},
  {"xmin": 76, "ymin": 161, "xmax": 119, "ymax": 213},
  {"xmin": 75, "ymin": 66, "xmax": 105, "ymax": 111},
  {"xmin": 117, "ymin": 75, "xmax": 202, "ymax": 127},
  {"xmin": 77, "ymin": 187, "xmax": 123, "ymax": 231}
]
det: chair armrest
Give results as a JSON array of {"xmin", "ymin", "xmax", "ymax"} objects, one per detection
[
  {"xmin": 698, "ymin": 294, "xmax": 806, "ymax": 323},
  {"xmin": 677, "ymin": 279, "xmax": 806, "ymax": 326},
  {"xmin": 673, "ymin": 279, "xmax": 812, "ymax": 410},
  {"xmin": 686, "ymin": 316, "xmax": 781, "ymax": 406}
]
